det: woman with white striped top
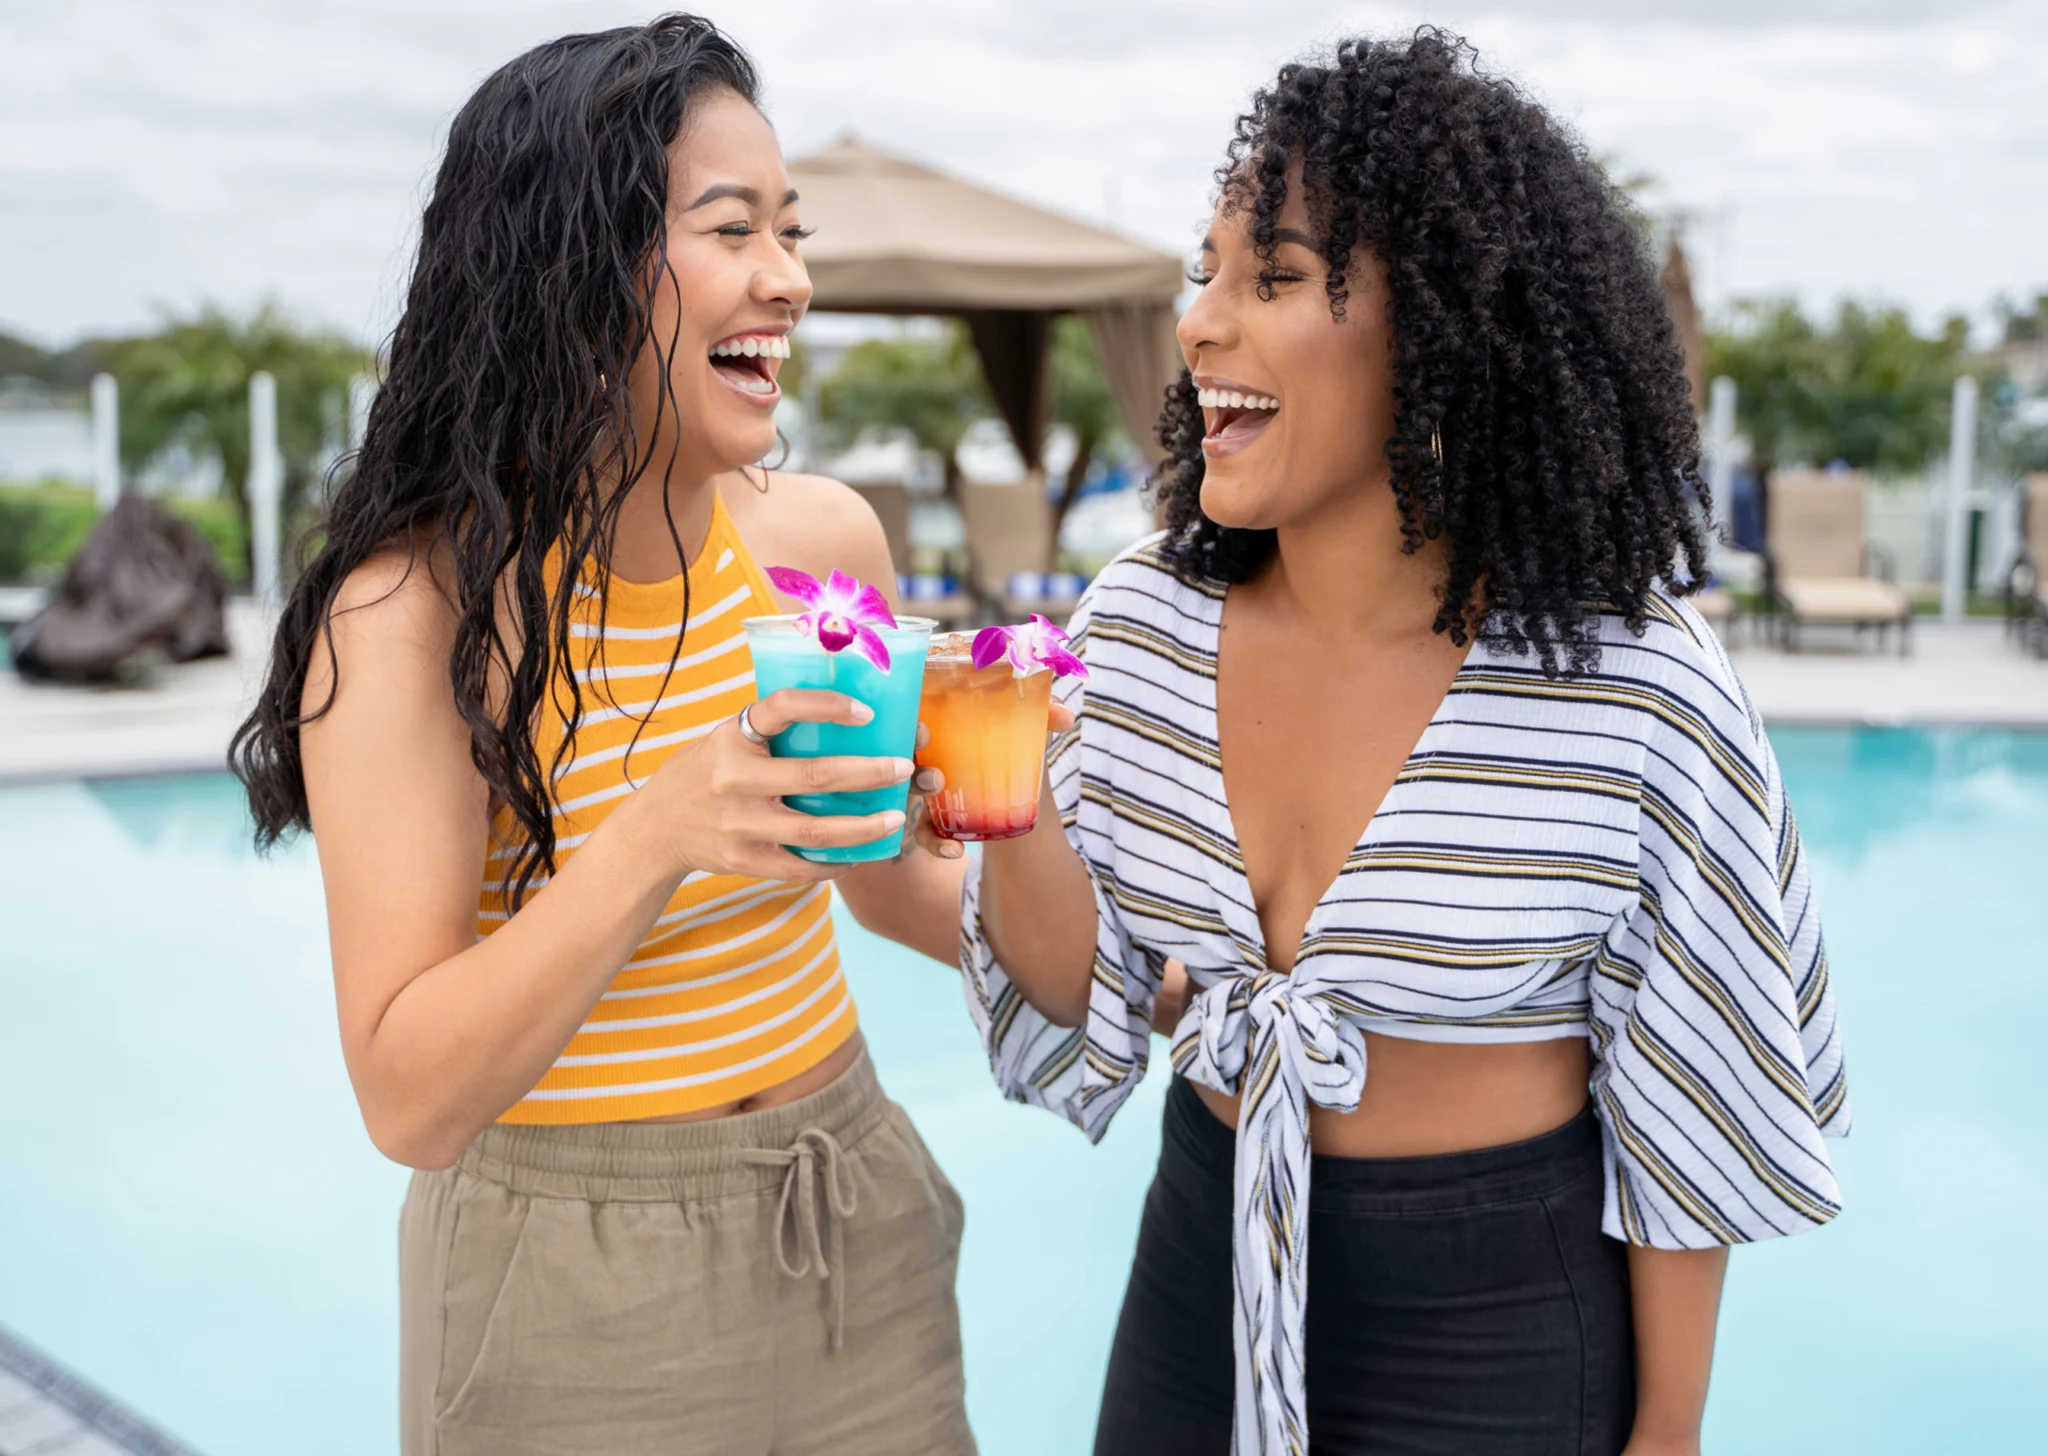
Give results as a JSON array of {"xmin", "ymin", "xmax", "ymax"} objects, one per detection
[{"xmin": 955, "ymin": 33, "xmax": 1847, "ymax": 1456}]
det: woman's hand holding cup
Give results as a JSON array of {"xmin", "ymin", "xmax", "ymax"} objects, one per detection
[{"xmin": 619, "ymin": 688, "xmax": 916, "ymax": 883}]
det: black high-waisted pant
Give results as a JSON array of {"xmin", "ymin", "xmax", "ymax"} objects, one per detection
[{"xmin": 1095, "ymin": 1076, "xmax": 1634, "ymax": 1456}]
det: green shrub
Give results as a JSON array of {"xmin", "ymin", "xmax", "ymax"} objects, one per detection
[
  {"xmin": 0, "ymin": 484, "xmax": 96, "ymax": 582},
  {"xmin": 169, "ymin": 495, "xmax": 247, "ymax": 581},
  {"xmin": 0, "ymin": 482, "xmax": 251, "ymax": 585}
]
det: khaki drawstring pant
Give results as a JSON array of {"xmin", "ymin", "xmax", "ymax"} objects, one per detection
[{"xmin": 398, "ymin": 1050, "xmax": 975, "ymax": 1456}]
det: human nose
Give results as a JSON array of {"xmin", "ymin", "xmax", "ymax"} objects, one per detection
[
  {"xmin": 1176, "ymin": 276, "xmax": 1231, "ymax": 372},
  {"xmin": 756, "ymin": 237, "xmax": 813, "ymax": 317}
]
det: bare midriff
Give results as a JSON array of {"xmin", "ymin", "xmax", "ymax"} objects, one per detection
[
  {"xmin": 628, "ymin": 1031, "xmax": 867, "ymax": 1125},
  {"xmin": 1189, "ymin": 1031, "xmax": 1590, "ymax": 1157}
]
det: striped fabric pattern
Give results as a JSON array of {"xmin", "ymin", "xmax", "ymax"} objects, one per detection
[
  {"xmin": 960, "ymin": 535, "xmax": 1848, "ymax": 1456},
  {"xmin": 483, "ymin": 496, "xmax": 855, "ymax": 1124}
]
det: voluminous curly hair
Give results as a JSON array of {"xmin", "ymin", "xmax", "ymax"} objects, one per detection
[{"xmin": 1154, "ymin": 28, "xmax": 1710, "ymax": 674}]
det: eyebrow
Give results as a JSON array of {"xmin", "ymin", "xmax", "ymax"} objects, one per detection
[
  {"xmin": 684, "ymin": 184, "xmax": 800, "ymax": 212},
  {"xmin": 1198, "ymin": 226, "xmax": 1320, "ymax": 255}
]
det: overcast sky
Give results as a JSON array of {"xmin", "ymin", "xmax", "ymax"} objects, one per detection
[{"xmin": 3, "ymin": 0, "xmax": 2043, "ymax": 348}]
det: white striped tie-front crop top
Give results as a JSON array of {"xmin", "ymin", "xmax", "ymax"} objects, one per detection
[{"xmin": 959, "ymin": 535, "xmax": 1849, "ymax": 1456}]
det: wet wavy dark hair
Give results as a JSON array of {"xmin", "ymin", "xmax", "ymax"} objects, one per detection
[
  {"xmin": 232, "ymin": 15, "xmax": 756, "ymax": 906},
  {"xmin": 1153, "ymin": 28, "xmax": 1710, "ymax": 673}
]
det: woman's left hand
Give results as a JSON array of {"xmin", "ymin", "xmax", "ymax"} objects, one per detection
[{"xmin": 901, "ymin": 723, "xmax": 959, "ymax": 861}]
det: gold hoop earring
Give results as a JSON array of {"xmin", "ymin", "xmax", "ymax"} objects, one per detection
[{"xmin": 1430, "ymin": 423, "xmax": 1444, "ymax": 466}]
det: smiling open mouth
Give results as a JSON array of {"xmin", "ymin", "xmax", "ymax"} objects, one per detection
[
  {"xmin": 1198, "ymin": 384, "xmax": 1279, "ymax": 456},
  {"xmin": 709, "ymin": 333, "xmax": 789, "ymax": 401}
]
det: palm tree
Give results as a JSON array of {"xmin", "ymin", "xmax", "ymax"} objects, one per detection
[{"xmin": 114, "ymin": 304, "xmax": 369, "ymax": 578}]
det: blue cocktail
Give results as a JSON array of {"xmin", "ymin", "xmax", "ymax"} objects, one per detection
[{"xmin": 742, "ymin": 615, "xmax": 936, "ymax": 863}]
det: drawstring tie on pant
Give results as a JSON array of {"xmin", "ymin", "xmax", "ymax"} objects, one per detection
[{"xmin": 741, "ymin": 1126, "xmax": 859, "ymax": 1349}]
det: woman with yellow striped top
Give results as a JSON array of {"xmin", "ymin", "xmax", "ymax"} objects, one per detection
[{"xmin": 230, "ymin": 18, "xmax": 997, "ymax": 1454}]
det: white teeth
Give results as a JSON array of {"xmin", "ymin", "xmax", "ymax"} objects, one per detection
[
  {"xmin": 711, "ymin": 336, "xmax": 788, "ymax": 359},
  {"xmin": 1197, "ymin": 387, "xmax": 1278, "ymax": 410}
]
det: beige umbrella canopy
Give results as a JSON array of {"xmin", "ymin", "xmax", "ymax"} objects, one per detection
[{"xmin": 789, "ymin": 137, "xmax": 1186, "ymax": 466}]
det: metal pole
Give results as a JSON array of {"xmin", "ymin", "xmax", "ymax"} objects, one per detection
[
  {"xmin": 347, "ymin": 373, "xmax": 375, "ymax": 455},
  {"xmin": 1706, "ymin": 375, "xmax": 1735, "ymax": 514},
  {"xmin": 1940, "ymin": 375, "xmax": 1977, "ymax": 625},
  {"xmin": 249, "ymin": 371, "xmax": 282, "ymax": 607},
  {"xmin": 90, "ymin": 373, "xmax": 120, "ymax": 511}
]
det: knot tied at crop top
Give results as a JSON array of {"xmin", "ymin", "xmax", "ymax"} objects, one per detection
[{"xmin": 960, "ymin": 538, "xmax": 1849, "ymax": 1456}]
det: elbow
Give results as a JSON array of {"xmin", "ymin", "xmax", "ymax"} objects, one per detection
[
  {"xmin": 840, "ymin": 890, "xmax": 900, "ymax": 944},
  {"xmin": 361, "ymin": 1101, "xmax": 474, "ymax": 1173},
  {"xmin": 1033, "ymin": 976, "xmax": 1093, "ymax": 1030}
]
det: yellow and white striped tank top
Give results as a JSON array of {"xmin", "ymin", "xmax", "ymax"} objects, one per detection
[{"xmin": 481, "ymin": 494, "xmax": 854, "ymax": 1123}]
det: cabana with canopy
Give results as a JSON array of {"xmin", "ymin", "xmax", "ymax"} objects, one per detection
[{"xmin": 789, "ymin": 137, "xmax": 1187, "ymax": 475}]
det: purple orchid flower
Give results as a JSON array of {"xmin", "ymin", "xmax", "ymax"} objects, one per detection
[
  {"xmin": 764, "ymin": 565, "xmax": 900, "ymax": 672},
  {"xmin": 970, "ymin": 613, "xmax": 1088, "ymax": 679}
]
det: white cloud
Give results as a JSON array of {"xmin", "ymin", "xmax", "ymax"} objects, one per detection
[{"xmin": 2, "ymin": 0, "xmax": 2041, "ymax": 345}]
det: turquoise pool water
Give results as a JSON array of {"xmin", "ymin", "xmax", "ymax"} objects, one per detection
[{"xmin": 0, "ymin": 727, "xmax": 2042, "ymax": 1453}]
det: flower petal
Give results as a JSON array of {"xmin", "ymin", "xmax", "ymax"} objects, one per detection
[
  {"xmin": 850, "ymin": 622, "xmax": 893, "ymax": 673},
  {"xmin": 1028, "ymin": 613, "xmax": 1070, "ymax": 643},
  {"xmin": 765, "ymin": 565, "xmax": 824, "ymax": 609},
  {"xmin": 815, "ymin": 613, "xmax": 856, "ymax": 653},
  {"xmin": 823, "ymin": 569, "xmax": 862, "ymax": 608},
  {"xmin": 1041, "ymin": 643, "xmax": 1088, "ymax": 678},
  {"xmin": 971, "ymin": 626, "xmax": 1013, "ymax": 671},
  {"xmin": 848, "ymin": 581, "xmax": 897, "ymax": 630}
]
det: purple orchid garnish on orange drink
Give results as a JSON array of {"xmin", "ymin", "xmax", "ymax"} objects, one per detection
[
  {"xmin": 971, "ymin": 613, "xmax": 1088, "ymax": 678},
  {"xmin": 764, "ymin": 566, "xmax": 900, "ymax": 672}
]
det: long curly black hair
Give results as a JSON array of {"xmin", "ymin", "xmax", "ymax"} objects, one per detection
[
  {"xmin": 1154, "ymin": 29, "xmax": 1709, "ymax": 673},
  {"xmin": 231, "ymin": 15, "xmax": 756, "ymax": 907}
]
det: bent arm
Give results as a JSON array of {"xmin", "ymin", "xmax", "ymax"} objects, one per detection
[
  {"xmin": 975, "ymin": 773, "xmax": 1099, "ymax": 1025},
  {"xmin": 306, "ymin": 556, "xmax": 899, "ymax": 1168},
  {"xmin": 1624, "ymin": 1244, "xmax": 1728, "ymax": 1455},
  {"xmin": 304, "ymin": 561, "xmax": 685, "ymax": 1169}
]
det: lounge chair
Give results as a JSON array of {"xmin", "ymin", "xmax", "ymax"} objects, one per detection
[
  {"xmin": 1691, "ymin": 586, "xmax": 1737, "ymax": 636},
  {"xmin": 1764, "ymin": 468, "xmax": 1912, "ymax": 654},
  {"xmin": 960, "ymin": 476, "xmax": 1082, "ymax": 624},
  {"xmin": 2004, "ymin": 472, "xmax": 2048, "ymax": 658},
  {"xmin": 848, "ymin": 481, "xmax": 973, "ymax": 626}
]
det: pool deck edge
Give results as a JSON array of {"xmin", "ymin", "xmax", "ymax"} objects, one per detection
[
  {"xmin": 0, "ymin": 1322, "xmax": 206, "ymax": 1456},
  {"xmin": 3, "ymin": 614, "xmax": 2047, "ymax": 788}
]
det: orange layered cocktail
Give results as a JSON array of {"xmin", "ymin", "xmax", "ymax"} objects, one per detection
[{"xmin": 916, "ymin": 617, "xmax": 1085, "ymax": 842}]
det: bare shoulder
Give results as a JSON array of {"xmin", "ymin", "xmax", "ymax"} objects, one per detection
[
  {"xmin": 304, "ymin": 538, "xmax": 463, "ymax": 720},
  {"xmin": 744, "ymin": 469, "xmax": 883, "ymax": 543},
  {"xmin": 723, "ymin": 470, "xmax": 897, "ymax": 595},
  {"xmin": 329, "ymin": 538, "xmax": 460, "ymax": 644}
]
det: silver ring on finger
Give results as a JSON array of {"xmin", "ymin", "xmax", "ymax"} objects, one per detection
[{"xmin": 736, "ymin": 703, "xmax": 770, "ymax": 746}]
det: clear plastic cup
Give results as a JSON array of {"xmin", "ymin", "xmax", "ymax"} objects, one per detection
[
  {"xmin": 914, "ymin": 633, "xmax": 1054, "ymax": 842},
  {"xmin": 742, "ymin": 615, "xmax": 937, "ymax": 863}
]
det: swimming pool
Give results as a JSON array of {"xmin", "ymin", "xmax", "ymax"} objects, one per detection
[{"xmin": 0, "ymin": 726, "xmax": 2042, "ymax": 1453}]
